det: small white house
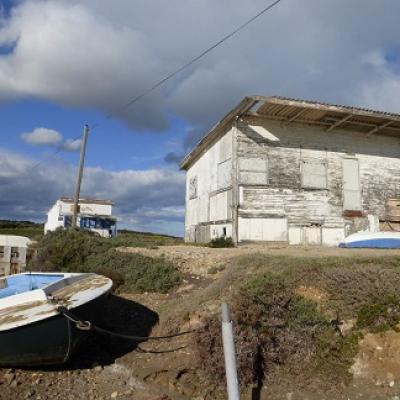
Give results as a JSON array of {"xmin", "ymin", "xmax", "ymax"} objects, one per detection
[
  {"xmin": 0, "ymin": 235, "xmax": 31, "ymax": 276},
  {"xmin": 44, "ymin": 197, "xmax": 117, "ymax": 237}
]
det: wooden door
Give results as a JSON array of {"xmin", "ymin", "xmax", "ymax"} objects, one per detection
[{"xmin": 342, "ymin": 158, "xmax": 361, "ymax": 211}]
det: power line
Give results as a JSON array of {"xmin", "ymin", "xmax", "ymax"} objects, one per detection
[
  {"xmin": 95, "ymin": 0, "xmax": 283, "ymax": 126},
  {"xmin": 17, "ymin": 0, "xmax": 283, "ymax": 175}
]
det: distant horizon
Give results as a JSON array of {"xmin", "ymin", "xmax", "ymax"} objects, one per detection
[{"xmin": 0, "ymin": 218, "xmax": 183, "ymax": 239}]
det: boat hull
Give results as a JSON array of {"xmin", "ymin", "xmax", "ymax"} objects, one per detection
[
  {"xmin": 0, "ymin": 295, "xmax": 106, "ymax": 367},
  {"xmin": 339, "ymin": 238, "xmax": 400, "ymax": 248}
]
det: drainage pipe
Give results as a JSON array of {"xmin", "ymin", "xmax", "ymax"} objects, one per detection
[{"xmin": 221, "ymin": 302, "xmax": 240, "ymax": 400}]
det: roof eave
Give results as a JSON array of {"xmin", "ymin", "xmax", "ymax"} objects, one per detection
[
  {"xmin": 180, "ymin": 95, "xmax": 400, "ymax": 171},
  {"xmin": 179, "ymin": 96, "xmax": 260, "ymax": 170}
]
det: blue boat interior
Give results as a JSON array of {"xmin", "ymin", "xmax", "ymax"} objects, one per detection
[{"xmin": 0, "ymin": 274, "xmax": 64, "ymax": 299}]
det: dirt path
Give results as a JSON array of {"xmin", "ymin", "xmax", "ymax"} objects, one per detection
[{"xmin": 120, "ymin": 244, "xmax": 400, "ymax": 276}]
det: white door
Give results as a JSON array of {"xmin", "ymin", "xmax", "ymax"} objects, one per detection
[
  {"xmin": 342, "ymin": 158, "xmax": 361, "ymax": 211},
  {"xmin": 305, "ymin": 226, "xmax": 322, "ymax": 245},
  {"xmin": 238, "ymin": 218, "xmax": 288, "ymax": 241}
]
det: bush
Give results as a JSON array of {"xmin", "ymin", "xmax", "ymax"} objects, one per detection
[
  {"xmin": 28, "ymin": 228, "xmax": 108, "ymax": 272},
  {"xmin": 28, "ymin": 229, "xmax": 182, "ymax": 293},
  {"xmin": 208, "ymin": 237, "xmax": 234, "ymax": 248},
  {"xmin": 356, "ymin": 295, "xmax": 400, "ymax": 333},
  {"xmin": 196, "ymin": 255, "xmax": 400, "ymax": 390},
  {"xmin": 85, "ymin": 250, "xmax": 183, "ymax": 293}
]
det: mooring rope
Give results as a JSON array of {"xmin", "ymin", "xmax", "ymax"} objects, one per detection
[{"xmin": 57, "ymin": 306, "xmax": 197, "ymax": 342}]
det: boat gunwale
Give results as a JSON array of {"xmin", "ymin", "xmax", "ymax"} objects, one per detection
[{"xmin": 0, "ymin": 272, "xmax": 112, "ymax": 332}]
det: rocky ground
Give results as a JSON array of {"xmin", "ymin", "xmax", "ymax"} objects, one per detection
[{"xmin": 4, "ymin": 245, "xmax": 400, "ymax": 400}]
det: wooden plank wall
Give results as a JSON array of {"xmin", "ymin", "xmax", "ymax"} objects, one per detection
[{"xmin": 236, "ymin": 117, "xmax": 400, "ymax": 244}]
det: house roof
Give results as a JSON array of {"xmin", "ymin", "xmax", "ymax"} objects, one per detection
[
  {"xmin": 59, "ymin": 197, "xmax": 115, "ymax": 206},
  {"xmin": 0, "ymin": 235, "xmax": 31, "ymax": 247},
  {"xmin": 180, "ymin": 95, "xmax": 400, "ymax": 170}
]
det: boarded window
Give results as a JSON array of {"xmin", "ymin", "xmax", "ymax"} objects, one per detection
[
  {"xmin": 189, "ymin": 176, "xmax": 198, "ymax": 199},
  {"xmin": 239, "ymin": 157, "xmax": 268, "ymax": 185},
  {"xmin": 217, "ymin": 159, "xmax": 231, "ymax": 189},
  {"xmin": 11, "ymin": 247, "xmax": 19, "ymax": 259},
  {"xmin": 301, "ymin": 160, "xmax": 327, "ymax": 189}
]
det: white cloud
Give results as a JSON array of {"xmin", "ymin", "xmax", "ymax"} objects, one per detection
[
  {"xmin": 135, "ymin": 206, "xmax": 185, "ymax": 219},
  {"xmin": 21, "ymin": 127, "xmax": 62, "ymax": 146},
  {"xmin": 0, "ymin": 0, "xmax": 399, "ymax": 145},
  {"xmin": 62, "ymin": 138, "xmax": 81, "ymax": 152},
  {"xmin": 0, "ymin": 149, "xmax": 185, "ymax": 236}
]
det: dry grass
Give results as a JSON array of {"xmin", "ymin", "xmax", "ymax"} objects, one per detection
[{"xmin": 194, "ymin": 253, "xmax": 400, "ymax": 391}]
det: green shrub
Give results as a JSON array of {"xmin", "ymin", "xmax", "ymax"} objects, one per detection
[
  {"xmin": 208, "ymin": 237, "xmax": 234, "ymax": 248},
  {"xmin": 197, "ymin": 268, "xmax": 356, "ymax": 388},
  {"xmin": 356, "ymin": 295, "xmax": 400, "ymax": 333},
  {"xmin": 85, "ymin": 250, "xmax": 183, "ymax": 293},
  {"xmin": 28, "ymin": 229, "xmax": 182, "ymax": 293},
  {"xmin": 28, "ymin": 228, "xmax": 108, "ymax": 272}
]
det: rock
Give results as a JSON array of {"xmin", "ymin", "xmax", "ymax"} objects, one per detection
[
  {"xmin": 110, "ymin": 391, "xmax": 118, "ymax": 399},
  {"xmin": 390, "ymin": 380, "xmax": 395, "ymax": 387},
  {"xmin": 338, "ymin": 319, "xmax": 355, "ymax": 336}
]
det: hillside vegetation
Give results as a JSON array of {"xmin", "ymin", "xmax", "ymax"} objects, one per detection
[
  {"xmin": 0, "ymin": 220, "xmax": 43, "ymax": 239},
  {"xmin": 193, "ymin": 254, "xmax": 400, "ymax": 395},
  {"xmin": 28, "ymin": 229, "xmax": 182, "ymax": 293}
]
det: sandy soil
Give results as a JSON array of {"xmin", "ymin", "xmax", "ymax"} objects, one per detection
[{"xmin": 120, "ymin": 244, "xmax": 400, "ymax": 276}]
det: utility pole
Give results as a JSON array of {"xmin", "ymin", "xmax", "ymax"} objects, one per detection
[{"xmin": 71, "ymin": 124, "xmax": 89, "ymax": 229}]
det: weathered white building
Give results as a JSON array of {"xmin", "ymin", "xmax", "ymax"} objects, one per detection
[
  {"xmin": 180, "ymin": 96, "xmax": 400, "ymax": 246},
  {"xmin": 0, "ymin": 235, "xmax": 31, "ymax": 276},
  {"xmin": 45, "ymin": 197, "xmax": 117, "ymax": 237}
]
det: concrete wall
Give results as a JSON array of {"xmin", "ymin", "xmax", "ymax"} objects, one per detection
[
  {"xmin": 0, "ymin": 240, "xmax": 30, "ymax": 276},
  {"xmin": 236, "ymin": 117, "xmax": 400, "ymax": 245},
  {"xmin": 44, "ymin": 203, "xmax": 64, "ymax": 233},
  {"xmin": 185, "ymin": 128, "xmax": 233, "ymax": 242}
]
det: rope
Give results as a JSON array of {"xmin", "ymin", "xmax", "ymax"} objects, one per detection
[
  {"xmin": 57, "ymin": 306, "xmax": 197, "ymax": 342},
  {"xmin": 136, "ymin": 344, "xmax": 188, "ymax": 354},
  {"xmin": 92, "ymin": 325, "xmax": 197, "ymax": 341}
]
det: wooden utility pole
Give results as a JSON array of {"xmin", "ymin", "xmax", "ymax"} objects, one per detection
[{"xmin": 71, "ymin": 124, "xmax": 89, "ymax": 229}]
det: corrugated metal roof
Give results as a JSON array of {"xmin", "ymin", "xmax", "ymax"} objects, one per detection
[
  {"xmin": 267, "ymin": 96, "xmax": 400, "ymax": 118},
  {"xmin": 180, "ymin": 95, "xmax": 400, "ymax": 170}
]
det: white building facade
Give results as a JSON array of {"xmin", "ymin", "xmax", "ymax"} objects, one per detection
[
  {"xmin": 181, "ymin": 96, "xmax": 400, "ymax": 246},
  {"xmin": 0, "ymin": 235, "xmax": 31, "ymax": 276},
  {"xmin": 45, "ymin": 197, "xmax": 117, "ymax": 237}
]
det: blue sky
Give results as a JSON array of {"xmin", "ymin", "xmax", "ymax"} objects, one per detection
[
  {"xmin": 0, "ymin": 99, "xmax": 187, "ymax": 170},
  {"xmin": 0, "ymin": 0, "xmax": 400, "ymax": 236}
]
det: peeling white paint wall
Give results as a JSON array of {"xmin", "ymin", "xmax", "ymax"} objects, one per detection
[
  {"xmin": 185, "ymin": 128, "xmax": 233, "ymax": 242},
  {"xmin": 237, "ymin": 118, "xmax": 400, "ymax": 245},
  {"xmin": 184, "ymin": 116, "xmax": 400, "ymax": 246}
]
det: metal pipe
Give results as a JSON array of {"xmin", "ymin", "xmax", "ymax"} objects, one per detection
[
  {"xmin": 71, "ymin": 124, "xmax": 89, "ymax": 229},
  {"xmin": 221, "ymin": 302, "xmax": 240, "ymax": 400}
]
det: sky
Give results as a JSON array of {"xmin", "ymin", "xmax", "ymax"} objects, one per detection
[{"xmin": 0, "ymin": 0, "xmax": 400, "ymax": 237}]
